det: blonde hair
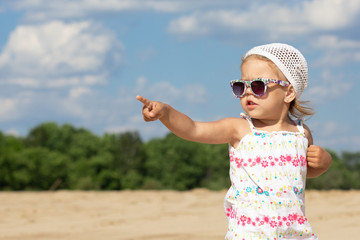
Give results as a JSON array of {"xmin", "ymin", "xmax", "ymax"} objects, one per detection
[{"xmin": 241, "ymin": 55, "xmax": 315, "ymax": 119}]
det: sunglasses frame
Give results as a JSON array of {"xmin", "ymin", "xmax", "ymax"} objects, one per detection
[{"xmin": 230, "ymin": 78, "xmax": 290, "ymax": 98}]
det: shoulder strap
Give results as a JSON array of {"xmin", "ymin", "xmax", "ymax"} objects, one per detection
[
  {"xmin": 296, "ymin": 118, "xmax": 305, "ymax": 134},
  {"xmin": 240, "ymin": 113, "xmax": 256, "ymax": 131}
]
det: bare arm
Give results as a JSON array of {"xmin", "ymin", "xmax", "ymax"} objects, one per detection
[
  {"xmin": 304, "ymin": 124, "xmax": 332, "ymax": 178},
  {"xmin": 136, "ymin": 95, "xmax": 242, "ymax": 145}
]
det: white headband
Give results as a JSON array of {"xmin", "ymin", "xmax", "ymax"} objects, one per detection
[{"xmin": 242, "ymin": 43, "xmax": 308, "ymax": 99}]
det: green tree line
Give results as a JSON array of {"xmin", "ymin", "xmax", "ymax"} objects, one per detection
[{"xmin": 0, "ymin": 122, "xmax": 359, "ymax": 191}]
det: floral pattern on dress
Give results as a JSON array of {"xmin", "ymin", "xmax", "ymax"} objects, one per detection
[{"xmin": 224, "ymin": 113, "xmax": 317, "ymax": 240}]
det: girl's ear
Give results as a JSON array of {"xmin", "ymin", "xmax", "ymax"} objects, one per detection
[{"xmin": 284, "ymin": 85, "xmax": 296, "ymax": 103}]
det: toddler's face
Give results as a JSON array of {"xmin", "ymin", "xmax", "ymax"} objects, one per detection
[{"xmin": 240, "ymin": 57, "xmax": 290, "ymax": 119}]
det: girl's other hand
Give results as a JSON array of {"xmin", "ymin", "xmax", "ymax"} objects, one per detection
[
  {"xmin": 136, "ymin": 95, "xmax": 165, "ymax": 122},
  {"xmin": 306, "ymin": 145, "xmax": 332, "ymax": 178}
]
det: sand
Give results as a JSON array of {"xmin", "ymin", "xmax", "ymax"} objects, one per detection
[{"xmin": 0, "ymin": 189, "xmax": 359, "ymax": 240}]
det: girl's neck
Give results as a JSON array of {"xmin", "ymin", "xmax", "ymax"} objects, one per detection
[{"xmin": 251, "ymin": 115, "xmax": 297, "ymax": 132}]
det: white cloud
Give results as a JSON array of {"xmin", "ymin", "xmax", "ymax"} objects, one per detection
[
  {"xmin": 0, "ymin": 98, "xmax": 19, "ymax": 121},
  {"xmin": 13, "ymin": 0, "xmax": 186, "ymax": 20},
  {"xmin": 0, "ymin": 90, "xmax": 35, "ymax": 123},
  {"xmin": 302, "ymin": 0, "xmax": 360, "ymax": 30},
  {"xmin": 11, "ymin": 0, "xmax": 249, "ymax": 21},
  {"xmin": 168, "ymin": 0, "xmax": 360, "ymax": 40},
  {"xmin": 8, "ymin": 0, "xmax": 360, "ymax": 43},
  {"xmin": 0, "ymin": 20, "xmax": 124, "ymax": 88},
  {"xmin": 314, "ymin": 35, "xmax": 360, "ymax": 49},
  {"xmin": 312, "ymin": 35, "xmax": 360, "ymax": 66}
]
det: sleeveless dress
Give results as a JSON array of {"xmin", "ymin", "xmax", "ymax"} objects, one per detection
[{"xmin": 224, "ymin": 113, "xmax": 317, "ymax": 240}]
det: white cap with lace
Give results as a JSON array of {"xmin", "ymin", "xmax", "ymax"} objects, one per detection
[{"xmin": 242, "ymin": 43, "xmax": 308, "ymax": 99}]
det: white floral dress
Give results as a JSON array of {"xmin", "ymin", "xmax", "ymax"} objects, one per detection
[{"xmin": 224, "ymin": 113, "xmax": 317, "ymax": 239}]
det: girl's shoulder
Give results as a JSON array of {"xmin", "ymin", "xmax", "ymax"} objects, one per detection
[
  {"xmin": 221, "ymin": 117, "xmax": 251, "ymax": 148},
  {"xmin": 222, "ymin": 116, "xmax": 251, "ymax": 130}
]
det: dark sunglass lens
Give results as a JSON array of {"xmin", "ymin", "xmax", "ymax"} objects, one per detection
[
  {"xmin": 251, "ymin": 81, "xmax": 265, "ymax": 96},
  {"xmin": 232, "ymin": 82, "xmax": 245, "ymax": 96}
]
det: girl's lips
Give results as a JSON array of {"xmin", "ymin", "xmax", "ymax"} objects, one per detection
[
  {"xmin": 247, "ymin": 100, "xmax": 257, "ymax": 106},
  {"xmin": 246, "ymin": 100, "xmax": 258, "ymax": 109}
]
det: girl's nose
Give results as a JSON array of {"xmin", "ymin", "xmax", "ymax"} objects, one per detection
[{"xmin": 244, "ymin": 85, "xmax": 253, "ymax": 96}]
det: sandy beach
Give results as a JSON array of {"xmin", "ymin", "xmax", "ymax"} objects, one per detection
[{"xmin": 0, "ymin": 189, "xmax": 359, "ymax": 240}]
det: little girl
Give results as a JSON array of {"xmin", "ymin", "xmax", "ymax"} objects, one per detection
[{"xmin": 136, "ymin": 43, "xmax": 331, "ymax": 239}]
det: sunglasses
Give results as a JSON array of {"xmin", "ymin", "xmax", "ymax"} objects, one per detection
[{"xmin": 230, "ymin": 78, "xmax": 290, "ymax": 98}]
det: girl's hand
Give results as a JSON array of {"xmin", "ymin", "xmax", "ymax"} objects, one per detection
[
  {"xmin": 306, "ymin": 145, "xmax": 332, "ymax": 178},
  {"xmin": 136, "ymin": 95, "xmax": 166, "ymax": 122}
]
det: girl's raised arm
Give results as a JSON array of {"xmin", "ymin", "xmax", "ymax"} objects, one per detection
[{"xmin": 136, "ymin": 95, "xmax": 242, "ymax": 145}]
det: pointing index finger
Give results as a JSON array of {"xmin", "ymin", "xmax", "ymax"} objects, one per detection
[{"xmin": 136, "ymin": 95, "xmax": 151, "ymax": 106}]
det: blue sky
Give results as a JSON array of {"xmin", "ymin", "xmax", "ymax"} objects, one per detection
[{"xmin": 0, "ymin": 0, "xmax": 359, "ymax": 152}]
